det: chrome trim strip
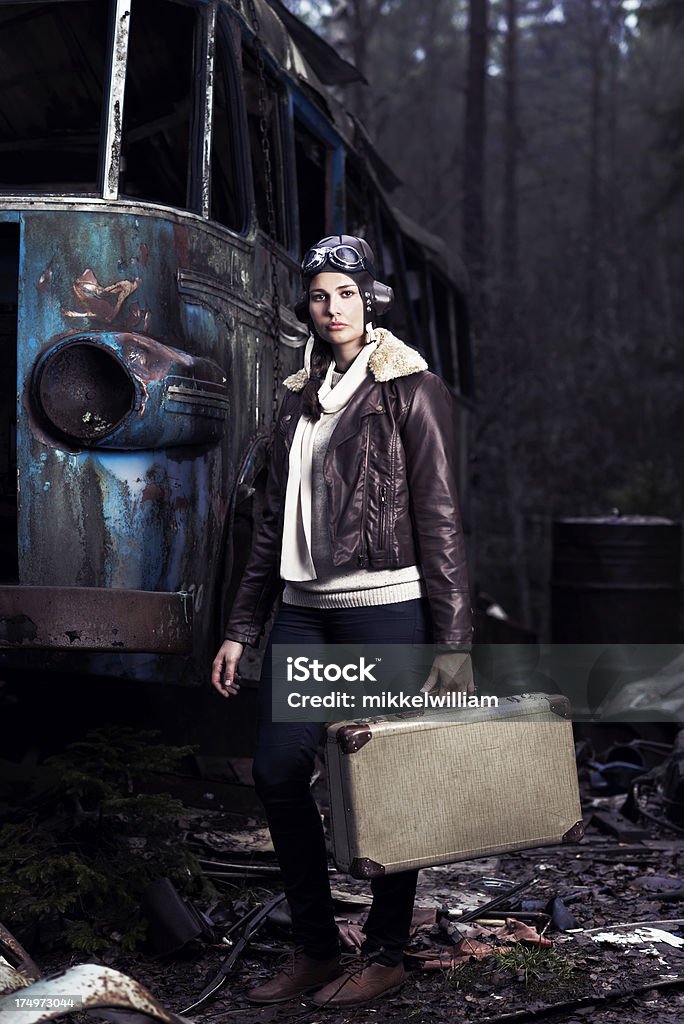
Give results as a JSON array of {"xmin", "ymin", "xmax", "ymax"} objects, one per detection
[
  {"xmin": 102, "ymin": 0, "xmax": 132, "ymax": 201},
  {"xmin": 201, "ymin": 3, "xmax": 218, "ymax": 219},
  {"xmin": 166, "ymin": 386, "xmax": 230, "ymax": 408}
]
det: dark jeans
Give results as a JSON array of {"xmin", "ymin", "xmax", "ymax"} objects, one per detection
[{"xmin": 252, "ymin": 598, "xmax": 432, "ymax": 966}]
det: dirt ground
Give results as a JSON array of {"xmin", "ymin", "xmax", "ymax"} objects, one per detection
[
  {"xmin": 32, "ymin": 796, "xmax": 683, "ymax": 1024},
  {"xmin": 7, "ymin": 724, "xmax": 683, "ymax": 1024}
]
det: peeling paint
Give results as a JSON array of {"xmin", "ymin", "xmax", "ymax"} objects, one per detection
[
  {"xmin": 173, "ymin": 223, "xmax": 190, "ymax": 269},
  {"xmin": 62, "ymin": 268, "xmax": 143, "ymax": 328},
  {"xmin": 8, "ymin": 197, "xmax": 301, "ymax": 683},
  {"xmin": 0, "ymin": 962, "xmax": 190, "ymax": 1024},
  {"xmin": 103, "ymin": 0, "xmax": 132, "ymax": 201},
  {"xmin": 36, "ymin": 261, "xmax": 53, "ymax": 293},
  {"xmin": 142, "ymin": 482, "xmax": 164, "ymax": 502}
]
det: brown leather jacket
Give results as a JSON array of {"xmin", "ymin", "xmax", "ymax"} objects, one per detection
[{"xmin": 224, "ymin": 329, "xmax": 472, "ymax": 648}]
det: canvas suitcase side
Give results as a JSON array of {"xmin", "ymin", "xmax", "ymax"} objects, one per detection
[{"xmin": 325, "ymin": 693, "xmax": 583, "ymax": 878}]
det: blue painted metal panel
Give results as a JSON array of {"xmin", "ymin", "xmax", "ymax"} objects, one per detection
[
  {"xmin": 6, "ymin": 210, "xmax": 227, "ymax": 682},
  {"xmin": 2, "ymin": 203, "xmax": 303, "ymax": 684},
  {"xmin": 291, "ymin": 90, "xmax": 341, "ymax": 146},
  {"xmin": 17, "ymin": 212, "xmax": 220, "ymax": 599}
]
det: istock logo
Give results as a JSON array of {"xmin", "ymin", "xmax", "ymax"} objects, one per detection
[{"xmin": 286, "ymin": 656, "xmax": 378, "ymax": 683}]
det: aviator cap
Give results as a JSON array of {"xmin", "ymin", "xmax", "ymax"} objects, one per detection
[{"xmin": 295, "ymin": 234, "xmax": 393, "ymax": 325}]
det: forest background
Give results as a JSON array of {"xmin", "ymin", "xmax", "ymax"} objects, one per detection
[{"xmin": 284, "ymin": 0, "xmax": 684, "ymax": 639}]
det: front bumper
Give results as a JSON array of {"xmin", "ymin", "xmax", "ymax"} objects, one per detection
[{"xmin": 0, "ymin": 587, "xmax": 193, "ymax": 653}]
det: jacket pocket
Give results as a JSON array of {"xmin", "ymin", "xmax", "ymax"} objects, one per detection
[{"xmin": 377, "ymin": 484, "xmax": 388, "ymax": 549}]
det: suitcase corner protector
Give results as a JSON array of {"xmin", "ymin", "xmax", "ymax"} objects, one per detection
[
  {"xmin": 334, "ymin": 722, "xmax": 373, "ymax": 754},
  {"xmin": 562, "ymin": 819, "xmax": 585, "ymax": 843},
  {"xmin": 549, "ymin": 695, "xmax": 572, "ymax": 718},
  {"xmin": 349, "ymin": 857, "xmax": 386, "ymax": 878}
]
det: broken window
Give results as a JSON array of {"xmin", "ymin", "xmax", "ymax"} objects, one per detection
[
  {"xmin": 344, "ymin": 157, "xmax": 371, "ymax": 240},
  {"xmin": 243, "ymin": 49, "xmax": 287, "ymax": 245},
  {"xmin": 210, "ymin": 20, "xmax": 247, "ymax": 231},
  {"xmin": 0, "ymin": 1, "xmax": 108, "ymax": 191},
  {"xmin": 295, "ymin": 118, "xmax": 327, "ymax": 253},
  {"xmin": 120, "ymin": 0, "xmax": 197, "ymax": 209}
]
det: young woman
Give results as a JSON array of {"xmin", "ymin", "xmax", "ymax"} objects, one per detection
[{"xmin": 212, "ymin": 235, "xmax": 472, "ymax": 1007}]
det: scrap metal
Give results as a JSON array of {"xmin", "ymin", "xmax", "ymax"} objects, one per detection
[
  {"xmin": 180, "ymin": 891, "xmax": 286, "ymax": 1014},
  {"xmin": 0, "ymin": 963, "xmax": 192, "ymax": 1024},
  {"xmin": 0, "ymin": 921, "xmax": 40, "ymax": 983},
  {"xmin": 438, "ymin": 876, "xmax": 540, "ymax": 927}
]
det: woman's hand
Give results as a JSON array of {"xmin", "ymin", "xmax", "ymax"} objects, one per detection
[
  {"xmin": 211, "ymin": 639, "xmax": 245, "ymax": 698},
  {"xmin": 421, "ymin": 652, "xmax": 474, "ymax": 697}
]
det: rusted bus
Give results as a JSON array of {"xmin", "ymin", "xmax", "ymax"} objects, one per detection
[
  {"xmin": 0, "ymin": 0, "xmax": 473, "ymax": 686},
  {"xmin": 0, "ymin": 199, "xmax": 299, "ymax": 683}
]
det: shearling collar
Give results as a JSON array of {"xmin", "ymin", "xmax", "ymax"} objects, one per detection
[{"xmin": 283, "ymin": 328, "xmax": 428, "ymax": 392}]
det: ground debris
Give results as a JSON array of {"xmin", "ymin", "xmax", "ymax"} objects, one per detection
[{"xmin": 28, "ymin": 773, "xmax": 684, "ymax": 1024}]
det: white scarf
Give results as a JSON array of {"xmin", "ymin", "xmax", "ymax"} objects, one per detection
[{"xmin": 280, "ymin": 335, "xmax": 377, "ymax": 581}]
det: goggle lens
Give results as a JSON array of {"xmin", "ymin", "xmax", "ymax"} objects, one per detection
[{"xmin": 334, "ymin": 245, "xmax": 363, "ymax": 267}]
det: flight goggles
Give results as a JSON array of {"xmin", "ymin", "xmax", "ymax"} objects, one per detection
[{"xmin": 301, "ymin": 243, "xmax": 370, "ymax": 275}]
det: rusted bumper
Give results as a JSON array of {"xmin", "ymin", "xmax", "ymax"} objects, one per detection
[{"xmin": 0, "ymin": 587, "xmax": 193, "ymax": 653}]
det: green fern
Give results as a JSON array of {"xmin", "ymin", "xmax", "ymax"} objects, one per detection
[{"xmin": 0, "ymin": 727, "xmax": 213, "ymax": 953}]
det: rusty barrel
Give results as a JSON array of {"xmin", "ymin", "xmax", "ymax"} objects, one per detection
[{"xmin": 551, "ymin": 516, "xmax": 681, "ymax": 642}]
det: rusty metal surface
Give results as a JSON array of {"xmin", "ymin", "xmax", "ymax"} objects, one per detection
[
  {"xmin": 33, "ymin": 331, "xmax": 229, "ymax": 448},
  {"xmin": 200, "ymin": 3, "xmax": 217, "ymax": 219},
  {"xmin": 102, "ymin": 0, "xmax": 132, "ymax": 201},
  {"xmin": 0, "ymin": 962, "xmax": 29, "ymax": 997},
  {"xmin": 269, "ymin": 0, "xmax": 364, "ymax": 86},
  {"xmin": 0, "ymin": 922, "xmax": 41, "ymax": 987},
  {"xmin": 0, "ymin": 198, "xmax": 296, "ymax": 685},
  {"xmin": 1, "ymin": 205, "xmax": 275, "ymax": 684},
  {"xmin": 0, "ymin": 963, "xmax": 191, "ymax": 1024},
  {"xmin": 0, "ymin": 587, "xmax": 192, "ymax": 653}
]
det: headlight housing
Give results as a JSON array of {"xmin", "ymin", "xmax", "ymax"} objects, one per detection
[
  {"xmin": 32, "ymin": 332, "xmax": 229, "ymax": 449},
  {"xmin": 36, "ymin": 341, "xmax": 136, "ymax": 442}
]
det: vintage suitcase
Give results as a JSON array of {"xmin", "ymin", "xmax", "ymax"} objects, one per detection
[{"xmin": 325, "ymin": 693, "xmax": 583, "ymax": 878}]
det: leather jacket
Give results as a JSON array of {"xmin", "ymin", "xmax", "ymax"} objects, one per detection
[{"xmin": 224, "ymin": 329, "xmax": 472, "ymax": 648}]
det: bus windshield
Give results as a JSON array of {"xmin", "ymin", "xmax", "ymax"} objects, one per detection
[{"xmin": 0, "ymin": 1, "xmax": 109, "ymax": 193}]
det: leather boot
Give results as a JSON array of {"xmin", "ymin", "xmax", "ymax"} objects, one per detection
[
  {"xmin": 246, "ymin": 950, "xmax": 342, "ymax": 1004},
  {"xmin": 311, "ymin": 958, "xmax": 406, "ymax": 1006}
]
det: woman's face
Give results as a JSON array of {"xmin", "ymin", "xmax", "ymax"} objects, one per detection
[{"xmin": 308, "ymin": 272, "xmax": 366, "ymax": 366}]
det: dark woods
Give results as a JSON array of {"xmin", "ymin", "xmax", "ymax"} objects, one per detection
[{"xmin": 286, "ymin": 0, "xmax": 684, "ymax": 634}]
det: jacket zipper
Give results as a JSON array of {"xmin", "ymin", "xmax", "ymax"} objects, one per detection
[
  {"xmin": 358, "ymin": 423, "xmax": 371, "ymax": 567},
  {"xmin": 378, "ymin": 485, "xmax": 387, "ymax": 547}
]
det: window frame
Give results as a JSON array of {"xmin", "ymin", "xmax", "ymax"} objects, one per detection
[
  {"xmin": 102, "ymin": 0, "xmax": 206, "ymax": 210},
  {"xmin": 0, "ymin": 0, "xmax": 113, "ymax": 197},
  {"xmin": 240, "ymin": 37, "xmax": 290, "ymax": 248},
  {"xmin": 207, "ymin": 6, "xmax": 251, "ymax": 232},
  {"xmin": 290, "ymin": 88, "xmax": 345, "ymax": 253}
]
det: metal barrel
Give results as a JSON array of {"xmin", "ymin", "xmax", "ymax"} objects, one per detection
[{"xmin": 551, "ymin": 515, "xmax": 682, "ymax": 642}]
